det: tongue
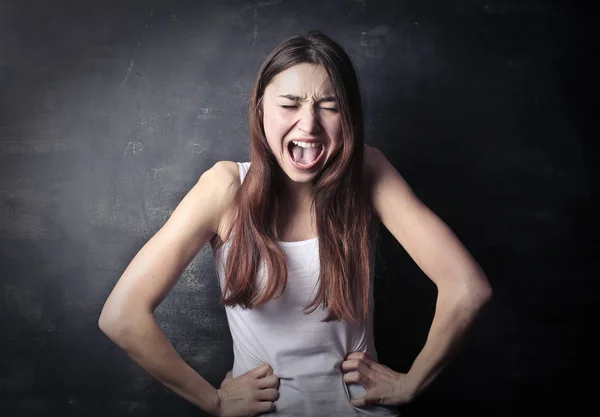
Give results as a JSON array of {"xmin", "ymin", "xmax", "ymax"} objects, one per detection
[{"xmin": 291, "ymin": 144, "xmax": 321, "ymax": 165}]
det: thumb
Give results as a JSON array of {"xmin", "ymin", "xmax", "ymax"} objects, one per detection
[{"xmin": 220, "ymin": 370, "xmax": 233, "ymax": 388}]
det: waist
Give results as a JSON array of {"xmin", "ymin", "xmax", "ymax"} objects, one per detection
[{"xmin": 235, "ymin": 370, "xmax": 399, "ymax": 417}]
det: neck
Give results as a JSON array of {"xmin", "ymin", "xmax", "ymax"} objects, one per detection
[{"xmin": 281, "ymin": 180, "xmax": 314, "ymax": 210}]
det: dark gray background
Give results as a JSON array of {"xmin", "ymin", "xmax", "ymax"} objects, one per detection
[{"xmin": 1, "ymin": 0, "xmax": 596, "ymax": 416}]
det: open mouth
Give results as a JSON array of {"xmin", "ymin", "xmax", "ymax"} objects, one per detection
[{"xmin": 287, "ymin": 141, "xmax": 325, "ymax": 170}]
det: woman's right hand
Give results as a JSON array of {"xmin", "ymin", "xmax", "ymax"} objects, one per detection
[{"xmin": 215, "ymin": 363, "xmax": 280, "ymax": 417}]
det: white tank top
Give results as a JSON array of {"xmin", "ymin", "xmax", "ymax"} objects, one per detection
[{"xmin": 213, "ymin": 162, "xmax": 400, "ymax": 416}]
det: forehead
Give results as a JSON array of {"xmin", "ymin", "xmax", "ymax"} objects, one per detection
[{"xmin": 267, "ymin": 63, "xmax": 333, "ymax": 96}]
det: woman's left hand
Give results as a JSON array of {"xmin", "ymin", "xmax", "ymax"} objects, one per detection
[{"xmin": 341, "ymin": 352, "xmax": 413, "ymax": 407}]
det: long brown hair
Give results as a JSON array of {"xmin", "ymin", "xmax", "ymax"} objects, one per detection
[{"xmin": 212, "ymin": 30, "xmax": 379, "ymax": 324}]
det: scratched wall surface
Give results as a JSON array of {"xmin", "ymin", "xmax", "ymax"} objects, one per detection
[{"xmin": 0, "ymin": 0, "xmax": 596, "ymax": 416}]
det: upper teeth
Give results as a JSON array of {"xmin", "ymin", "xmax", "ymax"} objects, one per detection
[{"xmin": 292, "ymin": 141, "xmax": 321, "ymax": 148}]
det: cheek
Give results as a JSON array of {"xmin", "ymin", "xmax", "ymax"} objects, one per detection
[
  {"xmin": 325, "ymin": 119, "xmax": 343, "ymax": 142},
  {"xmin": 262, "ymin": 113, "xmax": 288, "ymax": 154},
  {"xmin": 263, "ymin": 113, "xmax": 289, "ymax": 140}
]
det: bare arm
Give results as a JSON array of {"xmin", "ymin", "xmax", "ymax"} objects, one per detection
[
  {"xmin": 367, "ymin": 146, "xmax": 493, "ymax": 400},
  {"xmin": 98, "ymin": 161, "xmax": 237, "ymax": 416}
]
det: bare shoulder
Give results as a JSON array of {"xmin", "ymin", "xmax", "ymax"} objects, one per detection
[
  {"xmin": 210, "ymin": 160, "xmax": 239, "ymax": 181},
  {"xmin": 202, "ymin": 160, "xmax": 240, "ymax": 196},
  {"xmin": 363, "ymin": 144, "xmax": 403, "ymax": 184},
  {"xmin": 204, "ymin": 159, "xmax": 240, "ymax": 207},
  {"xmin": 363, "ymin": 144, "xmax": 387, "ymax": 189},
  {"xmin": 363, "ymin": 144, "xmax": 383, "ymax": 175},
  {"xmin": 363, "ymin": 144, "xmax": 415, "ymax": 216}
]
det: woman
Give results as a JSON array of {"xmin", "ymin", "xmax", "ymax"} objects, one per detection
[{"xmin": 99, "ymin": 31, "xmax": 492, "ymax": 417}]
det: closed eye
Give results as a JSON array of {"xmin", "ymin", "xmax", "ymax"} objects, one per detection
[{"xmin": 280, "ymin": 105, "xmax": 337, "ymax": 112}]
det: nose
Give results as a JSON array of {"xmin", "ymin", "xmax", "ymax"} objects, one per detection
[{"xmin": 297, "ymin": 106, "xmax": 321, "ymax": 135}]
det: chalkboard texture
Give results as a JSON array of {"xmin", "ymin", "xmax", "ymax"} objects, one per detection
[{"xmin": 1, "ymin": 0, "xmax": 596, "ymax": 416}]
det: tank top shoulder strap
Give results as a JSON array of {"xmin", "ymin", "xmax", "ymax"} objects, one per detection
[{"xmin": 236, "ymin": 161, "xmax": 251, "ymax": 185}]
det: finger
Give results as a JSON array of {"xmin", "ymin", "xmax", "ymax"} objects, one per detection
[
  {"xmin": 350, "ymin": 389, "xmax": 380, "ymax": 408},
  {"xmin": 251, "ymin": 363, "xmax": 273, "ymax": 378},
  {"xmin": 256, "ymin": 387, "xmax": 279, "ymax": 402},
  {"xmin": 346, "ymin": 351, "xmax": 374, "ymax": 364},
  {"xmin": 257, "ymin": 373, "xmax": 280, "ymax": 389},
  {"xmin": 341, "ymin": 358, "xmax": 362, "ymax": 372},
  {"xmin": 342, "ymin": 359, "xmax": 372, "ymax": 374},
  {"xmin": 257, "ymin": 401, "xmax": 276, "ymax": 415},
  {"xmin": 350, "ymin": 396, "xmax": 368, "ymax": 408},
  {"xmin": 344, "ymin": 370, "xmax": 374, "ymax": 389},
  {"xmin": 343, "ymin": 370, "xmax": 361, "ymax": 384}
]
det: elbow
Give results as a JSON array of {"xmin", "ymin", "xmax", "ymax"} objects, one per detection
[
  {"xmin": 98, "ymin": 306, "xmax": 121, "ymax": 339},
  {"xmin": 98, "ymin": 303, "xmax": 136, "ymax": 342},
  {"xmin": 476, "ymin": 271, "xmax": 493, "ymax": 303},
  {"xmin": 462, "ymin": 275, "xmax": 493, "ymax": 312},
  {"xmin": 480, "ymin": 280, "xmax": 493, "ymax": 306},
  {"xmin": 440, "ymin": 274, "xmax": 493, "ymax": 313},
  {"xmin": 98, "ymin": 300, "xmax": 154, "ymax": 346}
]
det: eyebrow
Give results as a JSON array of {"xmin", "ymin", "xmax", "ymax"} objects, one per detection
[{"xmin": 278, "ymin": 94, "xmax": 337, "ymax": 104}]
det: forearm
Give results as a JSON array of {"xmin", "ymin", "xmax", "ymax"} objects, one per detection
[
  {"xmin": 404, "ymin": 284, "xmax": 492, "ymax": 399},
  {"xmin": 100, "ymin": 311, "xmax": 220, "ymax": 416}
]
